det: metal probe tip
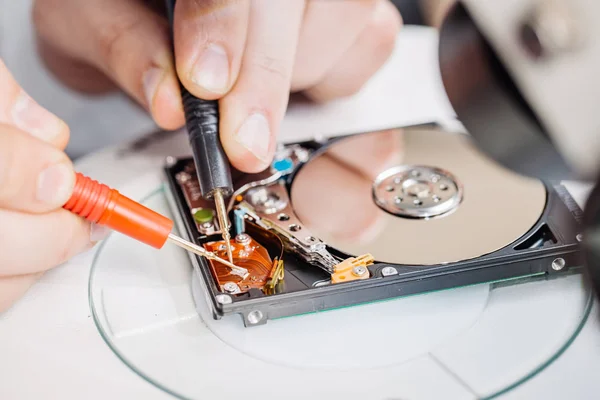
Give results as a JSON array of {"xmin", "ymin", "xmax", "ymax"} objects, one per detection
[
  {"xmin": 213, "ymin": 190, "xmax": 234, "ymax": 264},
  {"xmin": 167, "ymin": 233, "xmax": 247, "ymax": 276}
]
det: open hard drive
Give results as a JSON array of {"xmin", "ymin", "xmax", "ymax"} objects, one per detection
[{"xmin": 164, "ymin": 125, "xmax": 583, "ymax": 327}]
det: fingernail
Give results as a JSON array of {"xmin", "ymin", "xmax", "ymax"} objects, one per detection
[
  {"xmin": 191, "ymin": 44, "xmax": 229, "ymax": 94},
  {"xmin": 90, "ymin": 223, "xmax": 111, "ymax": 242},
  {"xmin": 142, "ymin": 67, "xmax": 165, "ymax": 110},
  {"xmin": 235, "ymin": 113, "xmax": 271, "ymax": 163},
  {"xmin": 11, "ymin": 90, "xmax": 65, "ymax": 143},
  {"xmin": 36, "ymin": 163, "xmax": 75, "ymax": 207}
]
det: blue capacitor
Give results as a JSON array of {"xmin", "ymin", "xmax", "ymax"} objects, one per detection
[
  {"xmin": 272, "ymin": 157, "xmax": 294, "ymax": 174},
  {"xmin": 233, "ymin": 208, "xmax": 246, "ymax": 236}
]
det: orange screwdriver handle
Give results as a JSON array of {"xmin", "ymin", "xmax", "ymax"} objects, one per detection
[{"xmin": 63, "ymin": 173, "xmax": 174, "ymax": 249}]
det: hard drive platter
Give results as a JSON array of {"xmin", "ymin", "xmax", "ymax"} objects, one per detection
[
  {"xmin": 164, "ymin": 125, "xmax": 583, "ymax": 327},
  {"xmin": 291, "ymin": 128, "xmax": 547, "ymax": 265}
]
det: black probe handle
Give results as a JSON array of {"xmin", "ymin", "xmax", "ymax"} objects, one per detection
[
  {"xmin": 182, "ymin": 92, "xmax": 233, "ymax": 198},
  {"xmin": 164, "ymin": 0, "xmax": 233, "ymax": 199}
]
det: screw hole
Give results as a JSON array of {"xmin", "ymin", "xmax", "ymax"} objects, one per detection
[
  {"xmin": 278, "ymin": 213, "xmax": 290, "ymax": 221},
  {"xmin": 289, "ymin": 224, "xmax": 301, "ymax": 232}
]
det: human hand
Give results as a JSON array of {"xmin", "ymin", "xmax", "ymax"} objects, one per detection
[
  {"xmin": 33, "ymin": 0, "xmax": 402, "ymax": 173},
  {"xmin": 0, "ymin": 60, "xmax": 95, "ymax": 312}
]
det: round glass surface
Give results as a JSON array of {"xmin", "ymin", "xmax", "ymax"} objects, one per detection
[{"xmin": 89, "ymin": 187, "xmax": 593, "ymax": 400}]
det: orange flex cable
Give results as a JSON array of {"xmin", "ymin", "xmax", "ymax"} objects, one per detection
[{"xmin": 63, "ymin": 173, "xmax": 174, "ymax": 248}]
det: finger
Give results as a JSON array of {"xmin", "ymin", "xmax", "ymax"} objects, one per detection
[
  {"xmin": 37, "ymin": 37, "xmax": 118, "ymax": 94},
  {"xmin": 0, "ymin": 59, "xmax": 69, "ymax": 149},
  {"xmin": 33, "ymin": 0, "xmax": 184, "ymax": 130},
  {"xmin": 0, "ymin": 208, "xmax": 91, "ymax": 276},
  {"xmin": 304, "ymin": 0, "xmax": 402, "ymax": 102},
  {"xmin": 0, "ymin": 273, "xmax": 43, "ymax": 313},
  {"xmin": 0, "ymin": 123, "xmax": 75, "ymax": 213},
  {"xmin": 220, "ymin": 0, "xmax": 306, "ymax": 173},
  {"xmin": 291, "ymin": 0, "xmax": 377, "ymax": 92},
  {"xmin": 173, "ymin": 0, "xmax": 250, "ymax": 99}
]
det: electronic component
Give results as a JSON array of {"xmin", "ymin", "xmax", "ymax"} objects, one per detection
[
  {"xmin": 331, "ymin": 254, "xmax": 374, "ymax": 284},
  {"xmin": 204, "ymin": 233, "xmax": 279, "ymax": 294}
]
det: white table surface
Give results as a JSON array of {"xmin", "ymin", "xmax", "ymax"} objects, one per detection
[{"xmin": 1, "ymin": 4, "xmax": 600, "ymax": 398}]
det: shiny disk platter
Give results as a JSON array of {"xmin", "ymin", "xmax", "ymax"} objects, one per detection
[{"xmin": 290, "ymin": 128, "xmax": 547, "ymax": 265}]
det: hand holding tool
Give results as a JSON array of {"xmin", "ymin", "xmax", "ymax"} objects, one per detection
[
  {"xmin": 163, "ymin": 0, "xmax": 235, "ymax": 264},
  {"xmin": 63, "ymin": 172, "xmax": 245, "ymax": 274}
]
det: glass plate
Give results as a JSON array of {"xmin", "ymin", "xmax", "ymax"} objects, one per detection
[{"xmin": 89, "ymin": 187, "xmax": 593, "ymax": 400}]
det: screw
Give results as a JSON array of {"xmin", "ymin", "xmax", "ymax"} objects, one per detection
[
  {"xmin": 165, "ymin": 156, "xmax": 176, "ymax": 167},
  {"xmin": 247, "ymin": 310, "xmax": 263, "ymax": 325},
  {"xmin": 576, "ymin": 233, "xmax": 583, "ymax": 242},
  {"xmin": 439, "ymin": 184, "xmax": 448, "ymax": 191},
  {"xmin": 394, "ymin": 196, "xmax": 403, "ymax": 204},
  {"xmin": 216, "ymin": 294, "xmax": 232, "ymax": 305},
  {"xmin": 176, "ymin": 172, "xmax": 190, "ymax": 183},
  {"xmin": 431, "ymin": 174, "xmax": 440, "ymax": 183},
  {"xmin": 432, "ymin": 195, "xmax": 441, "ymax": 203},
  {"xmin": 381, "ymin": 266, "xmax": 398, "ymax": 277},
  {"xmin": 223, "ymin": 282, "xmax": 239, "ymax": 293},
  {"xmin": 551, "ymin": 258, "xmax": 566, "ymax": 271},
  {"xmin": 352, "ymin": 266, "xmax": 367, "ymax": 276},
  {"xmin": 235, "ymin": 233, "xmax": 251, "ymax": 245}
]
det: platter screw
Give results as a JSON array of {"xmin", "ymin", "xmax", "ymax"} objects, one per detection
[
  {"xmin": 216, "ymin": 294, "xmax": 232, "ymax": 305},
  {"xmin": 235, "ymin": 233, "xmax": 251, "ymax": 245},
  {"xmin": 381, "ymin": 266, "xmax": 398, "ymax": 277},
  {"xmin": 431, "ymin": 174, "xmax": 440, "ymax": 183},
  {"xmin": 352, "ymin": 266, "xmax": 367, "ymax": 276},
  {"xmin": 551, "ymin": 258, "xmax": 566, "ymax": 271},
  {"xmin": 247, "ymin": 310, "xmax": 264, "ymax": 325},
  {"xmin": 576, "ymin": 233, "xmax": 583, "ymax": 242},
  {"xmin": 223, "ymin": 282, "xmax": 239, "ymax": 293}
]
